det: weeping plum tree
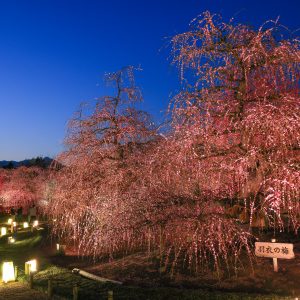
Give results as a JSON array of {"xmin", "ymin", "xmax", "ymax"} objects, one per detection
[
  {"xmin": 128, "ymin": 12, "xmax": 300, "ymax": 275},
  {"xmin": 47, "ymin": 66, "xmax": 157, "ymax": 256},
  {"xmin": 124, "ymin": 12, "xmax": 299, "ymax": 274},
  {"xmin": 170, "ymin": 11, "xmax": 300, "ymax": 231},
  {"xmin": 0, "ymin": 167, "xmax": 49, "ymax": 212},
  {"xmin": 122, "ymin": 12, "xmax": 300, "ymax": 274}
]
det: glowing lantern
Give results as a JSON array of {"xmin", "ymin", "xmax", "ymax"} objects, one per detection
[
  {"xmin": 56, "ymin": 243, "xmax": 66, "ymax": 254},
  {"xmin": 1, "ymin": 227, "xmax": 7, "ymax": 236},
  {"xmin": 7, "ymin": 219, "xmax": 12, "ymax": 225},
  {"xmin": 8, "ymin": 237, "xmax": 15, "ymax": 244},
  {"xmin": 12, "ymin": 222, "xmax": 17, "ymax": 227},
  {"xmin": 2, "ymin": 261, "xmax": 15, "ymax": 283},
  {"xmin": 25, "ymin": 260, "xmax": 37, "ymax": 275},
  {"xmin": 23, "ymin": 222, "xmax": 29, "ymax": 229},
  {"xmin": 33, "ymin": 220, "xmax": 39, "ymax": 227}
]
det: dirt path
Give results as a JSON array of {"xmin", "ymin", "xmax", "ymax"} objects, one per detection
[{"xmin": 0, "ymin": 282, "xmax": 48, "ymax": 300}]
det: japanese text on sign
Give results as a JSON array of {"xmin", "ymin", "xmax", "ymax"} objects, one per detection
[{"xmin": 255, "ymin": 242, "xmax": 294, "ymax": 259}]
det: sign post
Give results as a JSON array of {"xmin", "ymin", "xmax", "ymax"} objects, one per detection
[
  {"xmin": 271, "ymin": 239, "xmax": 278, "ymax": 272},
  {"xmin": 255, "ymin": 240, "xmax": 295, "ymax": 272}
]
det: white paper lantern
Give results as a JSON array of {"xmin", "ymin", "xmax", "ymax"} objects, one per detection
[
  {"xmin": 25, "ymin": 259, "xmax": 37, "ymax": 274},
  {"xmin": 23, "ymin": 222, "xmax": 29, "ymax": 229},
  {"xmin": 2, "ymin": 261, "xmax": 15, "ymax": 283},
  {"xmin": 8, "ymin": 237, "xmax": 15, "ymax": 244},
  {"xmin": 1, "ymin": 227, "xmax": 7, "ymax": 236}
]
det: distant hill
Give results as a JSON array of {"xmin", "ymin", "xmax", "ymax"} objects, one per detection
[{"xmin": 0, "ymin": 157, "xmax": 53, "ymax": 169}]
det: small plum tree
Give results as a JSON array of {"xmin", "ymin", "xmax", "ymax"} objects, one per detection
[{"xmin": 48, "ymin": 66, "xmax": 157, "ymax": 257}]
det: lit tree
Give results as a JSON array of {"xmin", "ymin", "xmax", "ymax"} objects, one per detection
[
  {"xmin": 48, "ymin": 66, "xmax": 156, "ymax": 256},
  {"xmin": 0, "ymin": 169, "xmax": 8, "ymax": 210},
  {"xmin": 127, "ymin": 11, "xmax": 299, "ymax": 274},
  {"xmin": 170, "ymin": 11, "xmax": 300, "ymax": 231},
  {"xmin": 0, "ymin": 166, "xmax": 49, "ymax": 212}
]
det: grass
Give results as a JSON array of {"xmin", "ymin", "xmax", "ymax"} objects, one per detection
[
  {"xmin": 0, "ymin": 214, "xmax": 297, "ymax": 299},
  {"xmin": 31, "ymin": 265, "xmax": 294, "ymax": 300}
]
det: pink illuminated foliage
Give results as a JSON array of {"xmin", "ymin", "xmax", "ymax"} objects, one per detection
[
  {"xmin": 47, "ymin": 66, "xmax": 158, "ymax": 257},
  {"xmin": 47, "ymin": 13, "xmax": 299, "ymax": 275},
  {"xmin": 169, "ymin": 11, "xmax": 300, "ymax": 233},
  {"xmin": 0, "ymin": 167, "xmax": 49, "ymax": 212}
]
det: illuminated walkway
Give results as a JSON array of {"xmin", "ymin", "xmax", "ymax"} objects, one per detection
[{"xmin": 0, "ymin": 282, "xmax": 48, "ymax": 300}]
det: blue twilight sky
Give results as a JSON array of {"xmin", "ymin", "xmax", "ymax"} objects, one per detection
[{"xmin": 0, "ymin": 0, "xmax": 299, "ymax": 160}]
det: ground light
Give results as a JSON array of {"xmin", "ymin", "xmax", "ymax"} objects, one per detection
[
  {"xmin": 1, "ymin": 227, "xmax": 7, "ymax": 236},
  {"xmin": 25, "ymin": 259, "xmax": 37, "ymax": 275},
  {"xmin": 8, "ymin": 237, "xmax": 15, "ymax": 244},
  {"xmin": 2, "ymin": 261, "xmax": 15, "ymax": 283},
  {"xmin": 12, "ymin": 222, "xmax": 17, "ymax": 227},
  {"xmin": 33, "ymin": 220, "xmax": 39, "ymax": 227},
  {"xmin": 23, "ymin": 222, "xmax": 29, "ymax": 229},
  {"xmin": 7, "ymin": 218, "xmax": 12, "ymax": 225}
]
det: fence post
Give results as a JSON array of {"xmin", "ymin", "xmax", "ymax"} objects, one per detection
[
  {"xmin": 108, "ymin": 290, "xmax": 113, "ymax": 300},
  {"xmin": 14, "ymin": 266, "xmax": 18, "ymax": 281},
  {"xmin": 29, "ymin": 273, "xmax": 33, "ymax": 289},
  {"xmin": 48, "ymin": 278, "xmax": 53, "ymax": 299},
  {"xmin": 73, "ymin": 284, "xmax": 79, "ymax": 300}
]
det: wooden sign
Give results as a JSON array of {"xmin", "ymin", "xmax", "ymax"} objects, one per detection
[{"xmin": 255, "ymin": 242, "xmax": 295, "ymax": 259}]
